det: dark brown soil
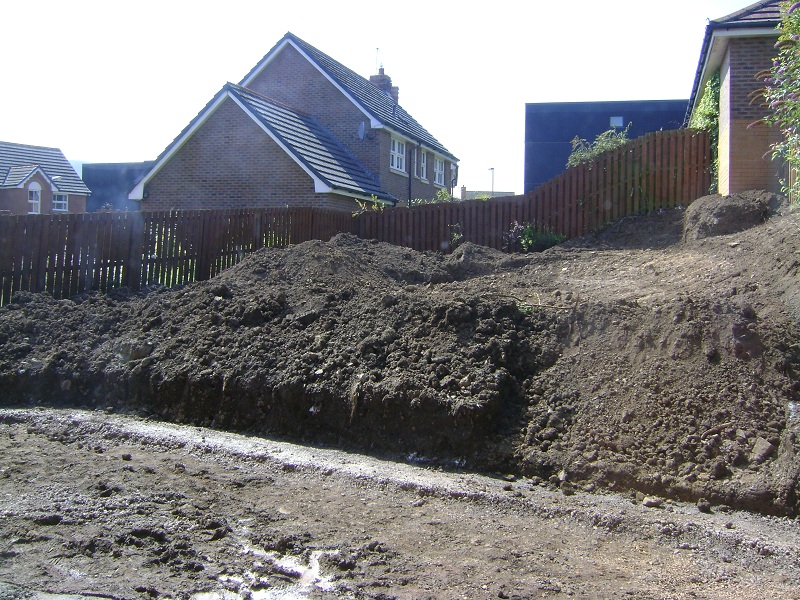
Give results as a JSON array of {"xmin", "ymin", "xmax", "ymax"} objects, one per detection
[
  {"xmin": 1, "ymin": 191, "xmax": 799, "ymax": 515},
  {"xmin": 1, "ymin": 190, "xmax": 800, "ymax": 598}
]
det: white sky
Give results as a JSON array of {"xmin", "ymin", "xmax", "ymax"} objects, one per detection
[{"xmin": 2, "ymin": 0, "xmax": 752, "ymax": 196}]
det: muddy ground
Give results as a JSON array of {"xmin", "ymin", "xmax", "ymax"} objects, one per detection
[{"xmin": 0, "ymin": 190, "xmax": 799, "ymax": 598}]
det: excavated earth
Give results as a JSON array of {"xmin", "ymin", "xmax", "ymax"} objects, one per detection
[{"xmin": 1, "ymin": 190, "xmax": 800, "ymax": 598}]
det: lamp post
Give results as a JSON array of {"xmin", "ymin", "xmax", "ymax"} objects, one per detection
[{"xmin": 488, "ymin": 167, "xmax": 494, "ymax": 197}]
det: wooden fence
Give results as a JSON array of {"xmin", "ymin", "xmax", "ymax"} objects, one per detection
[
  {"xmin": 355, "ymin": 128, "xmax": 712, "ymax": 251},
  {"xmin": 0, "ymin": 207, "xmax": 354, "ymax": 305},
  {"xmin": 0, "ymin": 128, "xmax": 711, "ymax": 305}
]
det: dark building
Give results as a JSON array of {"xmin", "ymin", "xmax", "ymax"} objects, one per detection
[
  {"xmin": 524, "ymin": 100, "xmax": 688, "ymax": 194},
  {"xmin": 81, "ymin": 162, "xmax": 153, "ymax": 212}
]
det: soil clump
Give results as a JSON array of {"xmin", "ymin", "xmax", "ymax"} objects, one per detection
[{"xmin": 0, "ymin": 190, "xmax": 799, "ymax": 518}]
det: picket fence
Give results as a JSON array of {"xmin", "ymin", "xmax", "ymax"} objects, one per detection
[{"xmin": 0, "ymin": 128, "xmax": 711, "ymax": 305}]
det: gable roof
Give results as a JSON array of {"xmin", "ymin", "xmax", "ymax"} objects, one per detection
[
  {"xmin": 130, "ymin": 83, "xmax": 396, "ymax": 203},
  {"xmin": 240, "ymin": 32, "xmax": 457, "ymax": 161},
  {"xmin": 687, "ymin": 0, "xmax": 782, "ymax": 121},
  {"xmin": 0, "ymin": 141, "xmax": 90, "ymax": 195}
]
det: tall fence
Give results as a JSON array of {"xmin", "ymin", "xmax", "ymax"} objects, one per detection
[
  {"xmin": 356, "ymin": 128, "xmax": 712, "ymax": 251},
  {"xmin": 0, "ymin": 128, "xmax": 711, "ymax": 305},
  {"xmin": 0, "ymin": 207, "xmax": 353, "ymax": 305}
]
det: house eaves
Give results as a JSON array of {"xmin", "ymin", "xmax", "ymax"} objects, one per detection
[
  {"xmin": 686, "ymin": 0, "xmax": 781, "ymax": 122},
  {"xmin": 130, "ymin": 84, "xmax": 395, "ymax": 204},
  {"xmin": 240, "ymin": 32, "xmax": 458, "ymax": 163}
]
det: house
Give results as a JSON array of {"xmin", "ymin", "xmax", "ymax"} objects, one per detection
[
  {"xmin": 130, "ymin": 33, "xmax": 458, "ymax": 211},
  {"xmin": 82, "ymin": 161, "xmax": 153, "ymax": 212},
  {"xmin": 688, "ymin": 0, "xmax": 783, "ymax": 194},
  {"xmin": 0, "ymin": 141, "xmax": 90, "ymax": 215},
  {"xmin": 524, "ymin": 100, "xmax": 688, "ymax": 194}
]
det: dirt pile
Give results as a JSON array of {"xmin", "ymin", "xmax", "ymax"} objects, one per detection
[{"xmin": 1, "ymin": 190, "xmax": 799, "ymax": 515}]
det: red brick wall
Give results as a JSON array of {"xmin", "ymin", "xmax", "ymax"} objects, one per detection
[
  {"xmin": 720, "ymin": 36, "xmax": 784, "ymax": 194},
  {"xmin": 0, "ymin": 173, "xmax": 86, "ymax": 214},
  {"xmin": 142, "ymin": 98, "xmax": 362, "ymax": 212}
]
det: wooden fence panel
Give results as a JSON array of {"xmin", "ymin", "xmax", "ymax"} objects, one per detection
[{"xmin": 0, "ymin": 129, "xmax": 711, "ymax": 305}]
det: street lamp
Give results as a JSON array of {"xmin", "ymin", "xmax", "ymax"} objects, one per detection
[{"xmin": 488, "ymin": 168, "xmax": 494, "ymax": 197}]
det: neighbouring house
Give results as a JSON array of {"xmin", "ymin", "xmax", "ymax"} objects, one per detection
[
  {"xmin": 688, "ymin": 0, "xmax": 783, "ymax": 195},
  {"xmin": 524, "ymin": 100, "xmax": 688, "ymax": 194},
  {"xmin": 130, "ymin": 32, "xmax": 458, "ymax": 212},
  {"xmin": 82, "ymin": 161, "xmax": 153, "ymax": 212},
  {"xmin": 0, "ymin": 141, "xmax": 90, "ymax": 215}
]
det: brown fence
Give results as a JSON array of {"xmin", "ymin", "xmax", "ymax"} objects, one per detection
[
  {"xmin": 356, "ymin": 128, "xmax": 712, "ymax": 251},
  {"xmin": 0, "ymin": 129, "xmax": 711, "ymax": 305},
  {"xmin": 0, "ymin": 207, "xmax": 354, "ymax": 305}
]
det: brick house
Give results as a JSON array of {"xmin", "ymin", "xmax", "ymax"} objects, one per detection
[
  {"xmin": 688, "ymin": 0, "xmax": 783, "ymax": 195},
  {"xmin": 0, "ymin": 141, "xmax": 90, "ymax": 215},
  {"xmin": 131, "ymin": 32, "xmax": 458, "ymax": 211}
]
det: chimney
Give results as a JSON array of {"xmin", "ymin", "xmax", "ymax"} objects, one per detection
[{"xmin": 369, "ymin": 67, "xmax": 399, "ymax": 103}]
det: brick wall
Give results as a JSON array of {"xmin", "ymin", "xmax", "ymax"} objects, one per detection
[
  {"xmin": 142, "ymin": 97, "xmax": 364, "ymax": 213},
  {"xmin": 247, "ymin": 42, "xmax": 454, "ymax": 205},
  {"xmin": 0, "ymin": 172, "xmax": 86, "ymax": 215},
  {"xmin": 719, "ymin": 36, "xmax": 784, "ymax": 194}
]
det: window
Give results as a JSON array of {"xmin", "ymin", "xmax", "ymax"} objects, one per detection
[
  {"xmin": 52, "ymin": 194, "xmax": 68, "ymax": 212},
  {"xmin": 434, "ymin": 158, "xmax": 445, "ymax": 186},
  {"xmin": 390, "ymin": 137, "xmax": 405, "ymax": 172},
  {"xmin": 610, "ymin": 116, "xmax": 624, "ymax": 128},
  {"xmin": 28, "ymin": 182, "xmax": 41, "ymax": 214},
  {"xmin": 416, "ymin": 148, "xmax": 427, "ymax": 180}
]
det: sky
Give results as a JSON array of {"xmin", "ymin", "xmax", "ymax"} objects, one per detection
[{"xmin": 1, "ymin": 0, "xmax": 755, "ymax": 196}]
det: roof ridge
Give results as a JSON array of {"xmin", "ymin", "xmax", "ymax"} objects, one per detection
[{"xmin": 713, "ymin": 0, "xmax": 781, "ymax": 24}]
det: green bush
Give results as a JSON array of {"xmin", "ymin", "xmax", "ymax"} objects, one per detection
[
  {"xmin": 566, "ymin": 123, "xmax": 631, "ymax": 168},
  {"xmin": 689, "ymin": 71, "xmax": 720, "ymax": 193},
  {"xmin": 756, "ymin": 1, "xmax": 800, "ymax": 201},
  {"xmin": 504, "ymin": 221, "xmax": 565, "ymax": 253}
]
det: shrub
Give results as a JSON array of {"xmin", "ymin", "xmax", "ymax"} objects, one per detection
[
  {"xmin": 755, "ymin": 1, "xmax": 800, "ymax": 201},
  {"xmin": 505, "ymin": 221, "xmax": 565, "ymax": 253},
  {"xmin": 566, "ymin": 123, "xmax": 631, "ymax": 168},
  {"xmin": 689, "ymin": 71, "xmax": 720, "ymax": 193}
]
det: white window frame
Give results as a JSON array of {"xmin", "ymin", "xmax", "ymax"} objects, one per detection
[
  {"xmin": 390, "ymin": 137, "xmax": 406, "ymax": 173},
  {"xmin": 28, "ymin": 183, "xmax": 41, "ymax": 214},
  {"xmin": 52, "ymin": 193, "xmax": 68, "ymax": 212},
  {"xmin": 434, "ymin": 157, "xmax": 445, "ymax": 186},
  {"xmin": 416, "ymin": 148, "xmax": 427, "ymax": 180}
]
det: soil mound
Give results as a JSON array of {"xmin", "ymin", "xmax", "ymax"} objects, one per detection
[
  {"xmin": 683, "ymin": 190, "xmax": 786, "ymax": 241},
  {"xmin": 1, "ymin": 190, "xmax": 798, "ymax": 515}
]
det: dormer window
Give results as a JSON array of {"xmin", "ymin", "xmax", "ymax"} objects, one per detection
[
  {"xmin": 390, "ymin": 137, "xmax": 405, "ymax": 173},
  {"xmin": 27, "ymin": 182, "xmax": 41, "ymax": 214}
]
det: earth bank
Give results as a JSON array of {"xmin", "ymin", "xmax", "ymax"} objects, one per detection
[{"xmin": 0, "ymin": 190, "xmax": 799, "ymax": 516}]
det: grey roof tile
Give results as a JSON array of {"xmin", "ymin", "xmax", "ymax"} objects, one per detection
[
  {"xmin": 713, "ymin": 0, "xmax": 782, "ymax": 26},
  {"xmin": 0, "ymin": 141, "xmax": 90, "ymax": 195},
  {"xmin": 228, "ymin": 84, "xmax": 395, "ymax": 202},
  {"xmin": 242, "ymin": 32, "xmax": 456, "ymax": 161}
]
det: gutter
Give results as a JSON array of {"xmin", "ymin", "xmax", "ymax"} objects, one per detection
[{"xmin": 686, "ymin": 21, "xmax": 779, "ymax": 125}]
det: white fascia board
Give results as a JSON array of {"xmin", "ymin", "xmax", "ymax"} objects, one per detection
[
  {"xmin": 227, "ymin": 93, "xmax": 332, "ymax": 193},
  {"xmin": 331, "ymin": 189, "xmax": 393, "ymax": 205},
  {"xmin": 128, "ymin": 93, "xmax": 229, "ymax": 200},
  {"xmin": 693, "ymin": 27, "xmax": 778, "ymax": 114},
  {"xmin": 242, "ymin": 39, "xmax": 381, "ymax": 129}
]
